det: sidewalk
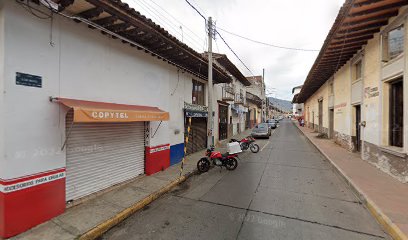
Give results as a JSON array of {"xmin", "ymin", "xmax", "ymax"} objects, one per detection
[
  {"xmin": 295, "ymin": 122, "xmax": 408, "ymax": 240},
  {"xmin": 10, "ymin": 129, "xmax": 252, "ymax": 240}
]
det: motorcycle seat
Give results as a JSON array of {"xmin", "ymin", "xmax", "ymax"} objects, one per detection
[{"xmin": 222, "ymin": 153, "xmax": 230, "ymax": 158}]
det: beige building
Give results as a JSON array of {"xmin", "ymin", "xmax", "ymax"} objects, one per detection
[
  {"xmin": 294, "ymin": 1, "xmax": 408, "ymax": 183},
  {"xmin": 246, "ymin": 76, "xmax": 266, "ymax": 126}
]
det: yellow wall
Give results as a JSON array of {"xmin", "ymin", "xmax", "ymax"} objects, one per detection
[
  {"xmin": 304, "ymin": 81, "xmax": 329, "ymax": 130},
  {"xmin": 362, "ymin": 33, "xmax": 381, "ymax": 145},
  {"xmin": 333, "ymin": 62, "xmax": 352, "ymax": 136}
]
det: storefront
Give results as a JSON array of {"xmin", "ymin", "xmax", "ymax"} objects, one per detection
[
  {"xmin": 54, "ymin": 98, "xmax": 169, "ymax": 201},
  {"xmin": 184, "ymin": 103, "xmax": 208, "ymax": 155}
]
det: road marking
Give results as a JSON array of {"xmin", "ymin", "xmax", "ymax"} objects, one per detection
[{"xmin": 260, "ymin": 141, "xmax": 269, "ymax": 151}]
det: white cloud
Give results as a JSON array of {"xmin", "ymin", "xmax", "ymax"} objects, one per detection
[{"xmin": 125, "ymin": 0, "xmax": 342, "ymax": 100}]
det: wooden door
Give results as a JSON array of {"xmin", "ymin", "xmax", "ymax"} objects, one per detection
[
  {"xmin": 390, "ymin": 80, "xmax": 403, "ymax": 147},
  {"xmin": 218, "ymin": 104, "xmax": 228, "ymax": 140}
]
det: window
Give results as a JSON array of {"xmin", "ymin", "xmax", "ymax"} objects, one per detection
[
  {"xmin": 383, "ymin": 26, "xmax": 404, "ymax": 61},
  {"xmin": 389, "ymin": 79, "xmax": 403, "ymax": 147},
  {"xmin": 192, "ymin": 80, "xmax": 205, "ymax": 105},
  {"xmin": 353, "ymin": 60, "xmax": 362, "ymax": 81},
  {"xmin": 329, "ymin": 82, "xmax": 334, "ymax": 95}
]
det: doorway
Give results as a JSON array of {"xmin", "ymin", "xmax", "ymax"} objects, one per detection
[
  {"xmin": 389, "ymin": 79, "xmax": 403, "ymax": 147},
  {"xmin": 355, "ymin": 105, "xmax": 361, "ymax": 151},
  {"xmin": 318, "ymin": 99, "xmax": 323, "ymax": 133},
  {"xmin": 312, "ymin": 111, "xmax": 315, "ymax": 130},
  {"xmin": 218, "ymin": 104, "xmax": 228, "ymax": 141},
  {"xmin": 329, "ymin": 109, "xmax": 334, "ymax": 139},
  {"xmin": 185, "ymin": 117, "xmax": 207, "ymax": 155}
]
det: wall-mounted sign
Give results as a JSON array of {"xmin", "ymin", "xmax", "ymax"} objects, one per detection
[
  {"xmin": 16, "ymin": 72, "xmax": 42, "ymax": 88},
  {"xmin": 184, "ymin": 102, "xmax": 208, "ymax": 112},
  {"xmin": 334, "ymin": 102, "xmax": 347, "ymax": 109},
  {"xmin": 185, "ymin": 110, "xmax": 208, "ymax": 118},
  {"xmin": 364, "ymin": 87, "xmax": 379, "ymax": 98}
]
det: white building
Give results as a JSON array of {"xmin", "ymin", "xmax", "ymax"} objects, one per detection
[
  {"xmin": 0, "ymin": 0, "xmax": 231, "ymax": 237},
  {"xmin": 291, "ymin": 85, "xmax": 304, "ymax": 117},
  {"xmin": 211, "ymin": 53, "xmax": 251, "ymax": 142}
]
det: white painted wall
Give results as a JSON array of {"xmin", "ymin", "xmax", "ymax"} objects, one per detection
[
  {"xmin": 0, "ymin": 1, "xmax": 5, "ymax": 179},
  {"xmin": 1, "ymin": 1, "xmax": 198, "ymax": 179}
]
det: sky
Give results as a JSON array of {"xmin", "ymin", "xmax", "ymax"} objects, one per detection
[{"xmin": 124, "ymin": 0, "xmax": 345, "ymax": 100}]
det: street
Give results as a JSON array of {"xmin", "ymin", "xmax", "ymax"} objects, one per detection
[{"xmin": 101, "ymin": 120, "xmax": 387, "ymax": 240}]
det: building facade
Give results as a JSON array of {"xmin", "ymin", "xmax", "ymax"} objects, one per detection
[
  {"xmin": 246, "ymin": 76, "xmax": 265, "ymax": 126},
  {"xmin": 212, "ymin": 53, "xmax": 251, "ymax": 142},
  {"xmin": 291, "ymin": 85, "xmax": 304, "ymax": 117},
  {"xmin": 294, "ymin": 1, "xmax": 408, "ymax": 183}
]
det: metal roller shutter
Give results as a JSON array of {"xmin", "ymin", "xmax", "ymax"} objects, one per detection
[
  {"xmin": 65, "ymin": 110, "xmax": 145, "ymax": 201},
  {"xmin": 185, "ymin": 117, "xmax": 207, "ymax": 155}
]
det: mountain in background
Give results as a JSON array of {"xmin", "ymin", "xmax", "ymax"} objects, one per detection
[{"xmin": 268, "ymin": 97, "xmax": 292, "ymax": 113}]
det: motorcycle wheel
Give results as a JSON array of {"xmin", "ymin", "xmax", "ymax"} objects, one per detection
[
  {"xmin": 225, "ymin": 158, "xmax": 238, "ymax": 170},
  {"xmin": 250, "ymin": 143, "xmax": 260, "ymax": 153},
  {"xmin": 240, "ymin": 142, "xmax": 249, "ymax": 150},
  {"xmin": 197, "ymin": 158, "xmax": 210, "ymax": 173}
]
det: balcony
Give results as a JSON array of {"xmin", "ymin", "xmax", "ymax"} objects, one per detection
[
  {"xmin": 246, "ymin": 92, "xmax": 262, "ymax": 107},
  {"xmin": 222, "ymin": 86, "xmax": 235, "ymax": 101},
  {"xmin": 235, "ymin": 93, "xmax": 245, "ymax": 105}
]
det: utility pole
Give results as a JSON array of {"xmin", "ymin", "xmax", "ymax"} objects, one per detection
[{"xmin": 207, "ymin": 17, "xmax": 214, "ymax": 147}]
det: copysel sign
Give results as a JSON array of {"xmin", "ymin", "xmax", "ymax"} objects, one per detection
[{"xmin": 73, "ymin": 109, "xmax": 169, "ymax": 122}]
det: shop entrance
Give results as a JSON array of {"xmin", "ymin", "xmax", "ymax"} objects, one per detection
[
  {"xmin": 185, "ymin": 117, "xmax": 207, "ymax": 155},
  {"xmin": 65, "ymin": 110, "xmax": 145, "ymax": 201}
]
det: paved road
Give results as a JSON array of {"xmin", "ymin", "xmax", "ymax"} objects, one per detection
[{"xmin": 102, "ymin": 119, "xmax": 388, "ymax": 240}]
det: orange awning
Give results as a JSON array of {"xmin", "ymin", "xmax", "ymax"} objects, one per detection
[{"xmin": 55, "ymin": 98, "xmax": 169, "ymax": 123}]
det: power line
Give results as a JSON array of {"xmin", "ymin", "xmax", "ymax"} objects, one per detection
[
  {"xmin": 217, "ymin": 27, "xmax": 319, "ymax": 52},
  {"xmin": 184, "ymin": 0, "xmax": 206, "ymax": 21},
  {"xmin": 183, "ymin": 0, "xmax": 256, "ymax": 76},
  {"xmin": 216, "ymin": 30, "xmax": 255, "ymax": 76},
  {"xmin": 132, "ymin": 0, "xmax": 204, "ymax": 50},
  {"xmin": 149, "ymin": 0, "xmax": 206, "ymax": 43}
]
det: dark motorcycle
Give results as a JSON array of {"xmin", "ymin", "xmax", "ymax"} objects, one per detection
[
  {"xmin": 197, "ymin": 146, "xmax": 238, "ymax": 173},
  {"xmin": 229, "ymin": 136, "xmax": 260, "ymax": 153}
]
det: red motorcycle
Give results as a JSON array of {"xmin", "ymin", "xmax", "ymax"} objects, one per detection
[
  {"xmin": 197, "ymin": 146, "xmax": 238, "ymax": 173},
  {"xmin": 230, "ymin": 136, "xmax": 260, "ymax": 153}
]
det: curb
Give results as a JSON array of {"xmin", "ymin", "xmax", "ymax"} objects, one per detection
[
  {"xmin": 79, "ymin": 170, "xmax": 197, "ymax": 240},
  {"xmin": 293, "ymin": 122, "xmax": 408, "ymax": 240}
]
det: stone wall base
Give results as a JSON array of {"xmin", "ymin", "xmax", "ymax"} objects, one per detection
[{"xmin": 362, "ymin": 141, "xmax": 408, "ymax": 183}]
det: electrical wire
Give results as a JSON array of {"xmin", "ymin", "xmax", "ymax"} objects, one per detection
[
  {"xmin": 217, "ymin": 27, "xmax": 319, "ymax": 52},
  {"xmin": 149, "ymin": 0, "xmax": 206, "ymax": 43},
  {"xmin": 132, "ymin": 0, "xmax": 204, "ymax": 51},
  {"xmin": 184, "ymin": 0, "xmax": 206, "ymax": 21},
  {"xmin": 216, "ymin": 30, "xmax": 256, "ymax": 76},
  {"xmin": 183, "ymin": 0, "xmax": 256, "ymax": 76},
  {"xmin": 16, "ymin": 0, "xmax": 52, "ymax": 19}
]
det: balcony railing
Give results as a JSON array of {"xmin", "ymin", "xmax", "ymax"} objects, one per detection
[
  {"xmin": 235, "ymin": 93, "xmax": 245, "ymax": 105},
  {"xmin": 246, "ymin": 92, "xmax": 262, "ymax": 107},
  {"xmin": 222, "ymin": 86, "xmax": 235, "ymax": 101}
]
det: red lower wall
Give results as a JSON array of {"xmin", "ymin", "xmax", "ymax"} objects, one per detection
[
  {"xmin": 145, "ymin": 144, "xmax": 170, "ymax": 175},
  {"xmin": 0, "ymin": 169, "xmax": 65, "ymax": 238}
]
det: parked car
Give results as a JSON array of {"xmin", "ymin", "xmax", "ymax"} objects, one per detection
[
  {"xmin": 266, "ymin": 119, "xmax": 277, "ymax": 129},
  {"xmin": 251, "ymin": 123, "xmax": 270, "ymax": 138}
]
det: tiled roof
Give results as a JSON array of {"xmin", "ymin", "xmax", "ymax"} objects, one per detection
[
  {"xmin": 295, "ymin": 0, "xmax": 407, "ymax": 103},
  {"xmin": 51, "ymin": 0, "xmax": 232, "ymax": 83}
]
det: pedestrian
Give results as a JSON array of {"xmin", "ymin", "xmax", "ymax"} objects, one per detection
[{"xmin": 301, "ymin": 118, "xmax": 305, "ymax": 127}]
